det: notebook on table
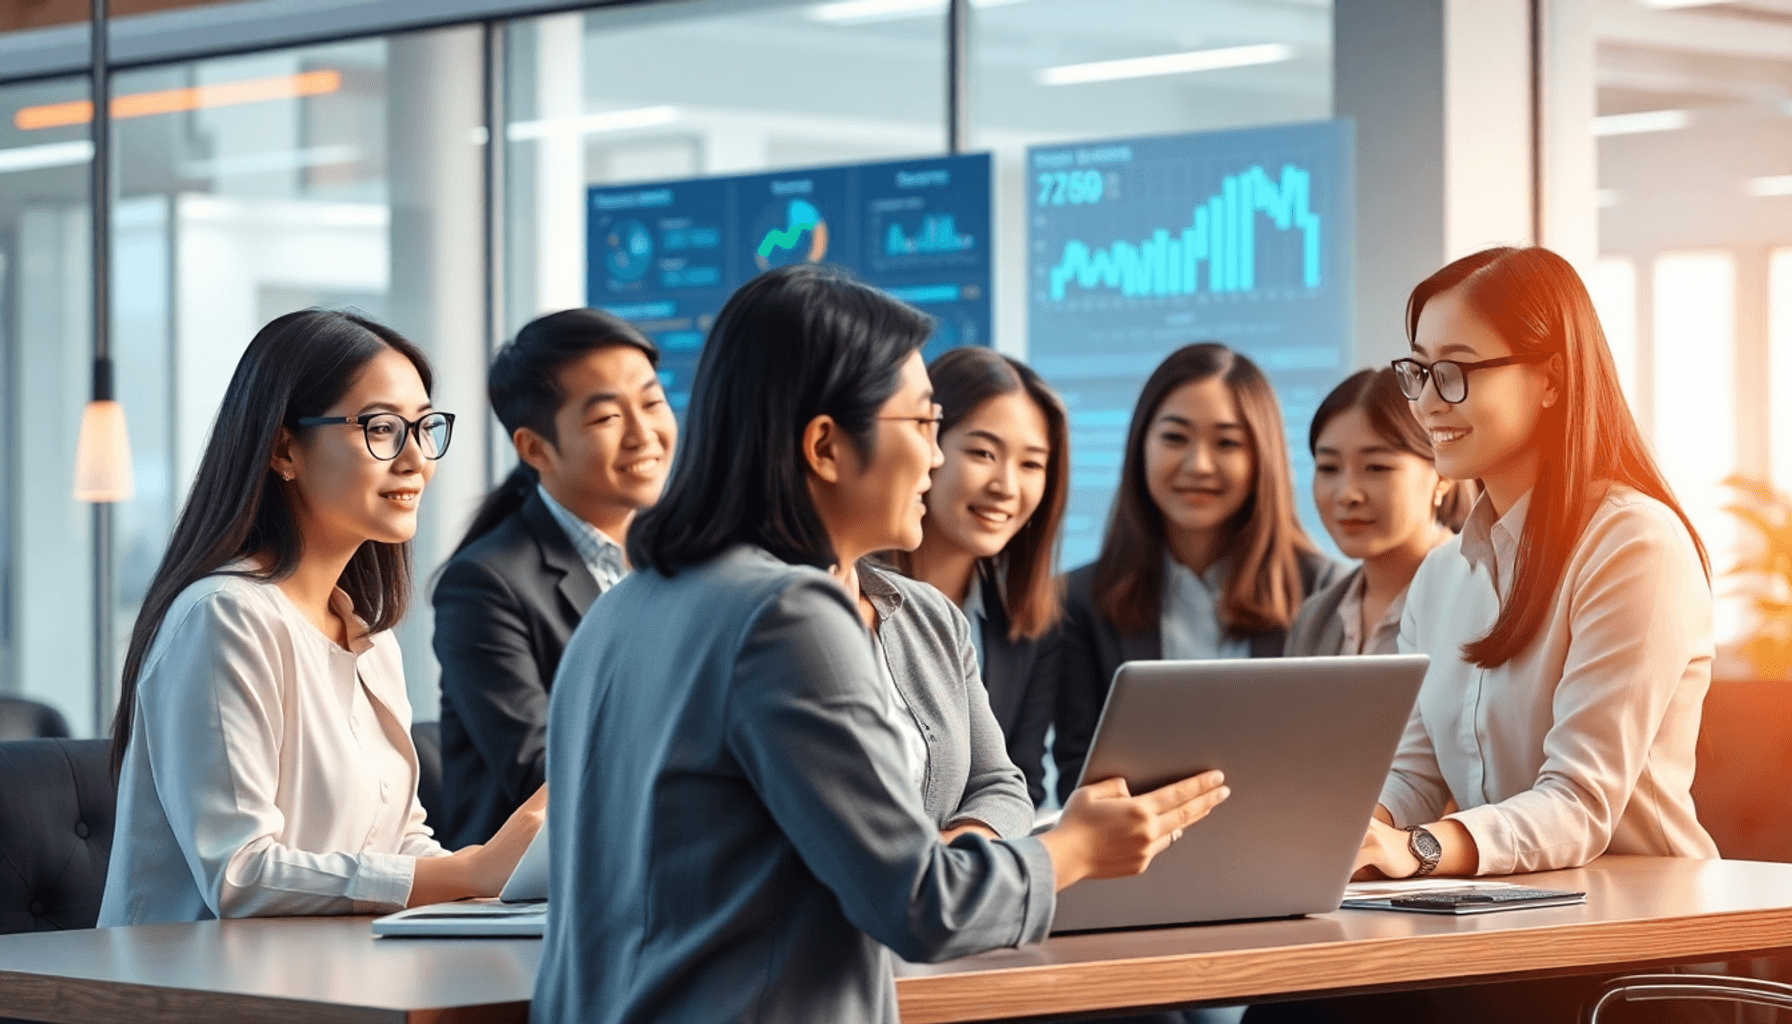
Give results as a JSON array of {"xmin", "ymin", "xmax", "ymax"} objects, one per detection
[{"xmin": 372, "ymin": 826, "xmax": 549, "ymax": 937}]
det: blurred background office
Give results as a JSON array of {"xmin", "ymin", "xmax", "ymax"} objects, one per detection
[{"xmin": 0, "ymin": 0, "xmax": 1786, "ymax": 769}]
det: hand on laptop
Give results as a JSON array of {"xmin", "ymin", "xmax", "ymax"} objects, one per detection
[
  {"xmin": 1036, "ymin": 772, "xmax": 1229, "ymax": 892},
  {"xmin": 408, "ymin": 784, "xmax": 547, "ymax": 907}
]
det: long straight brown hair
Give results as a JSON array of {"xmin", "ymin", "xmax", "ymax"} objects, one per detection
[
  {"xmin": 887, "ymin": 347, "xmax": 1069, "ymax": 641},
  {"xmin": 1092, "ymin": 342, "xmax": 1319, "ymax": 636},
  {"xmin": 1406, "ymin": 247, "xmax": 1709, "ymax": 668}
]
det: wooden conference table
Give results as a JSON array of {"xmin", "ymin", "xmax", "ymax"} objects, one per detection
[{"xmin": 2, "ymin": 857, "xmax": 1791, "ymax": 1023}]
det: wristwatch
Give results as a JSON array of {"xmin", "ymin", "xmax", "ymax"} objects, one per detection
[{"xmin": 1403, "ymin": 825, "xmax": 1442, "ymax": 878}]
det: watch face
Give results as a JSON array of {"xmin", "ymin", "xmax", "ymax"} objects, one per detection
[{"xmin": 1411, "ymin": 827, "xmax": 1443, "ymax": 860}]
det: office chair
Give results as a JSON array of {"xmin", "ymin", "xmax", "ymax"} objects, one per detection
[
  {"xmin": 1588, "ymin": 973, "xmax": 1792, "ymax": 1023},
  {"xmin": 0, "ymin": 696, "xmax": 71, "ymax": 741},
  {"xmin": 411, "ymin": 720, "xmax": 443, "ymax": 831},
  {"xmin": 0, "ymin": 739, "xmax": 115, "ymax": 934}
]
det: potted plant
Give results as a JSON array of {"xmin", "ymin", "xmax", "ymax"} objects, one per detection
[
  {"xmin": 1690, "ymin": 475, "xmax": 1792, "ymax": 862},
  {"xmin": 1721, "ymin": 474, "xmax": 1792, "ymax": 681}
]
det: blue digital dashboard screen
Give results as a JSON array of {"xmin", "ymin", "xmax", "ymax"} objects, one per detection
[
  {"xmin": 588, "ymin": 153, "xmax": 992, "ymax": 413},
  {"xmin": 1027, "ymin": 121, "xmax": 1354, "ymax": 569}
]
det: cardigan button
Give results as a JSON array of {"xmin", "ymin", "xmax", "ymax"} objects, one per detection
[
  {"xmin": 28, "ymin": 901, "xmax": 43, "ymax": 917},
  {"xmin": 74, "ymin": 821, "xmax": 90, "ymax": 839}
]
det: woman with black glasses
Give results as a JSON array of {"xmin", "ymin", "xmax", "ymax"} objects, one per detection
[
  {"xmin": 1355, "ymin": 247, "xmax": 1717, "ymax": 886},
  {"xmin": 100, "ymin": 309, "xmax": 544, "ymax": 926}
]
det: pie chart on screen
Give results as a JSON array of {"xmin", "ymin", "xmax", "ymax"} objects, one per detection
[{"xmin": 753, "ymin": 198, "xmax": 828, "ymax": 271}]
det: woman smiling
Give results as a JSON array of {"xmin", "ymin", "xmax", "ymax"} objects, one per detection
[
  {"xmin": 100, "ymin": 310, "xmax": 543, "ymax": 927},
  {"xmin": 1286, "ymin": 368, "xmax": 1471, "ymax": 658},
  {"xmin": 888, "ymin": 347, "xmax": 1069, "ymax": 807},
  {"xmin": 1052, "ymin": 343, "xmax": 1335, "ymax": 803},
  {"xmin": 1355, "ymin": 246, "xmax": 1717, "ymax": 885}
]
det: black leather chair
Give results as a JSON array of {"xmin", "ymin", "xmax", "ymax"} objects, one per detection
[
  {"xmin": 411, "ymin": 720, "xmax": 443, "ymax": 837},
  {"xmin": 0, "ymin": 739, "xmax": 116, "ymax": 934},
  {"xmin": 0, "ymin": 696, "xmax": 71, "ymax": 742}
]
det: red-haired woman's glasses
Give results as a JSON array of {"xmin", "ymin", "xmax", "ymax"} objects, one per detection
[
  {"xmin": 295, "ymin": 411, "xmax": 456, "ymax": 461},
  {"xmin": 1390, "ymin": 354, "xmax": 1549, "ymax": 405}
]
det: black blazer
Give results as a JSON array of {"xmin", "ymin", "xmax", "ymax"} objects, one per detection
[
  {"xmin": 1050, "ymin": 550, "xmax": 1337, "ymax": 804},
  {"xmin": 432, "ymin": 492, "xmax": 600, "ymax": 848},
  {"xmin": 976, "ymin": 587, "xmax": 1060, "ymax": 808}
]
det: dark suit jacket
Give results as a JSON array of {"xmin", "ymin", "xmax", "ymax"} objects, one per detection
[
  {"xmin": 976, "ymin": 587, "xmax": 1059, "ymax": 808},
  {"xmin": 1050, "ymin": 549, "xmax": 1338, "ymax": 804},
  {"xmin": 432, "ymin": 492, "xmax": 599, "ymax": 849}
]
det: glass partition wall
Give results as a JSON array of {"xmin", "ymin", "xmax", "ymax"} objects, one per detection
[
  {"xmin": 2, "ymin": 0, "xmax": 1341, "ymax": 731},
  {"xmin": 1589, "ymin": 1, "xmax": 1792, "ymax": 678}
]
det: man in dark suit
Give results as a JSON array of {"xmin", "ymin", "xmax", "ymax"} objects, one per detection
[{"xmin": 431, "ymin": 309, "xmax": 675, "ymax": 849}]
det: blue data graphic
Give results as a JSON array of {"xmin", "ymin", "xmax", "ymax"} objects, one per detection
[
  {"xmin": 589, "ymin": 154, "xmax": 991, "ymax": 413},
  {"xmin": 1028, "ymin": 122, "xmax": 1354, "ymax": 567},
  {"xmin": 1046, "ymin": 164, "xmax": 1321, "ymax": 300},
  {"xmin": 886, "ymin": 214, "xmax": 975, "ymax": 256}
]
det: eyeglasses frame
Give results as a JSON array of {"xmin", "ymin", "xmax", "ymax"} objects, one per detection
[
  {"xmin": 1390, "ymin": 352, "xmax": 1551, "ymax": 405},
  {"xmin": 876, "ymin": 404, "xmax": 946, "ymax": 442},
  {"xmin": 293, "ymin": 411, "xmax": 457, "ymax": 461}
]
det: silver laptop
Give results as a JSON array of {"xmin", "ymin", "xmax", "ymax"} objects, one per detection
[
  {"xmin": 1050, "ymin": 654, "xmax": 1427, "ymax": 933},
  {"xmin": 372, "ymin": 826, "xmax": 550, "ymax": 937}
]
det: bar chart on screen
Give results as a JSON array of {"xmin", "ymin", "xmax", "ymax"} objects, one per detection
[{"xmin": 1027, "ymin": 122, "xmax": 1353, "ymax": 567}]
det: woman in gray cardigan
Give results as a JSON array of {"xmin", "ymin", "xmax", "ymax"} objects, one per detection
[
  {"xmin": 857, "ymin": 559, "xmax": 1034, "ymax": 839},
  {"xmin": 1286, "ymin": 368, "xmax": 1471, "ymax": 657},
  {"xmin": 532, "ymin": 264, "xmax": 1230, "ymax": 1024}
]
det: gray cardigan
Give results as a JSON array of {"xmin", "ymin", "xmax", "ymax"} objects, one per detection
[
  {"xmin": 1284, "ymin": 564, "xmax": 1405, "ymax": 658},
  {"xmin": 534, "ymin": 545, "xmax": 1056, "ymax": 1024},
  {"xmin": 859, "ymin": 560, "xmax": 1034, "ymax": 839}
]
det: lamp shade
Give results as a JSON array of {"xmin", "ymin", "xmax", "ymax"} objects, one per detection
[{"xmin": 73, "ymin": 398, "xmax": 134, "ymax": 502}]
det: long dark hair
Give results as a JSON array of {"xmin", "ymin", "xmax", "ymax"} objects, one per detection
[
  {"xmin": 455, "ymin": 309, "xmax": 659, "ymax": 554},
  {"xmin": 1092, "ymin": 342, "xmax": 1319, "ymax": 637},
  {"xmin": 1309, "ymin": 367, "xmax": 1475, "ymax": 531},
  {"xmin": 628, "ymin": 263, "xmax": 932, "ymax": 574},
  {"xmin": 1407, "ymin": 246, "xmax": 1708, "ymax": 668},
  {"xmin": 112, "ymin": 309, "xmax": 433, "ymax": 775},
  {"xmin": 886, "ymin": 348, "xmax": 1069, "ymax": 641}
]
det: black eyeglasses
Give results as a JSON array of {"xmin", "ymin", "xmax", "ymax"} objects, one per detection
[
  {"xmin": 1390, "ymin": 354, "xmax": 1550, "ymax": 405},
  {"xmin": 294, "ymin": 411, "xmax": 456, "ymax": 461},
  {"xmin": 877, "ymin": 405, "xmax": 945, "ymax": 442}
]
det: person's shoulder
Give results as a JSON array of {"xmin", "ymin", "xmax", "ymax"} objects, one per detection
[
  {"xmin": 1296, "ymin": 547, "xmax": 1343, "ymax": 592},
  {"xmin": 442, "ymin": 506, "xmax": 536, "ymax": 574},
  {"xmin": 862, "ymin": 559, "xmax": 950, "ymax": 613},
  {"xmin": 863, "ymin": 559, "xmax": 970, "ymax": 637},
  {"xmin": 1582, "ymin": 484, "xmax": 1702, "ymax": 564},
  {"xmin": 1301, "ymin": 563, "xmax": 1359, "ymax": 613},
  {"xmin": 167, "ymin": 570, "xmax": 279, "ymax": 624},
  {"xmin": 1063, "ymin": 560, "xmax": 1098, "ymax": 596},
  {"xmin": 1410, "ymin": 532, "xmax": 1468, "ymax": 593},
  {"xmin": 142, "ymin": 571, "xmax": 286, "ymax": 675},
  {"xmin": 633, "ymin": 545, "xmax": 844, "ymax": 615}
]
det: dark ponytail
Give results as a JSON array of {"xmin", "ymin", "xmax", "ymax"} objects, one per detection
[
  {"xmin": 453, "ymin": 464, "xmax": 539, "ymax": 556},
  {"xmin": 453, "ymin": 309, "xmax": 658, "ymax": 552}
]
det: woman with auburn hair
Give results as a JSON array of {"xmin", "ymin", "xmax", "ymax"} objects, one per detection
[
  {"xmin": 887, "ymin": 347, "xmax": 1071, "ymax": 806},
  {"xmin": 1245, "ymin": 253, "xmax": 1723, "ymax": 1024},
  {"xmin": 1052, "ymin": 342, "xmax": 1337, "ymax": 804},
  {"xmin": 1286, "ymin": 368, "xmax": 1472, "ymax": 658},
  {"xmin": 1353, "ymin": 246, "xmax": 1716, "ymax": 887}
]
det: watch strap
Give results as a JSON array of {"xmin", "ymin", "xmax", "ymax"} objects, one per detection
[{"xmin": 1404, "ymin": 825, "xmax": 1442, "ymax": 878}]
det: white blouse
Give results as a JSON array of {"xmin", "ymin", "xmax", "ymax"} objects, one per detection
[
  {"xmin": 98, "ymin": 569, "xmax": 445, "ymax": 926},
  {"xmin": 1380, "ymin": 486, "xmax": 1720, "ymax": 875}
]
